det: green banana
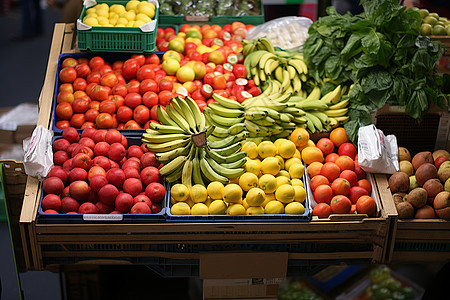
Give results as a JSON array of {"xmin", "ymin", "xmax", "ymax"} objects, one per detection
[
  {"xmin": 228, "ymin": 123, "xmax": 246, "ymax": 135},
  {"xmin": 185, "ymin": 96, "xmax": 206, "ymax": 131},
  {"xmin": 165, "ymin": 104, "xmax": 192, "ymax": 133},
  {"xmin": 204, "ymin": 108, "xmax": 245, "ymax": 127},
  {"xmin": 154, "ymin": 142, "xmax": 192, "ymax": 163},
  {"xmin": 212, "ymin": 93, "xmax": 244, "ymax": 110},
  {"xmin": 252, "ymin": 116, "xmax": 276, "ymax": 126},
  {"xmin": 323, "ymin": 108, "xmax": 349, "ymax": 117},
  {"xmin": 297, "ymin": 100, "xmax": 329, "ymax": 110},
  {"xmin": 211, "ymin": 141, "xmax": 242, "ymax": 156},
  {"xmin": 205, "ymin": 146, "xmax": 246, "ymax": 164},
  {"xmin": 208, "ymin": 132, "xmax": 247, "ymax": 149},
  {"xmin": 205, "ymin": 157, "xmax": 245, "ymax": 179},
  {"xmin": 211, "ymin": 125, "xmax": 231, "ymax": 138},
  {"xmin": 310, "ymin": 110, "xmax": 331, "ymax": 125},
  {"xmin": 174, "ymin": 97, "xmax": 198, "ymax": 132},
  {"xmin": 244, "ymin": 110, "xmax": 267, "ymax": 120},
  {"xmin": 327, "ymin": 97, "xmax": 349, "ymax": 110},
  {"xmin": 221, "ymin": 157, "xmax": 247, "ymax": 169},
  {"xmin": 159, "ymin": 155, "xmax": 187, "ymax": 177},
  {"xmin": 207, "ymin": 102, "xmax": 244, "ymax": 118},
  {"xmin": 192, "ymin": 148, "xmax": 205, "ymax": 186},
  {"xmin": 147, "ymin": 122, "xmax": 186, "ymax": 134},
  {"xmin": 156, "ymin": 105, "xmax": 179, "ymax": 128},
  {"xmin": 145, "ymin": 138, "xmax": 190, "ymax": 153},
  {"xmin": 141, "ymin": 133, "xmax": 190, "ymax": 144},
  {"xmin": 181, "ymin": 159, "xmax": 193, "ymax": 189},
  {"xmin": 305, "ymin": 86, "xmax": 321, "ymax": 101},
  {"xmin": 304, "ymin": 111, "xmax": 323, "ymax": 132},
  {"xmin": 320, "ymin": 85, "xmax": 341, "ymax": 105},
  {"xmin": 200, "ymin": 156, "xmax": 229, "ymax": 184}
]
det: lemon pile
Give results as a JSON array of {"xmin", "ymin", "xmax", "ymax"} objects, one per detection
[
  {"xmin": 415, "ymin": 8, "xmax": 450, "ymax": 36},
  {"xmin": 82, "ymin": 0, "xmax": 156, "ymax": 28}
]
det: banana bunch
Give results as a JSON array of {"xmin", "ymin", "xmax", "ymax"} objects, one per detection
[
  {"xmin": 242, "ymin": 37, "xmax": 275, "ymax": 56},
  {"xmin": 141, "ymin": 96, "xmax": 246, "ymax": 187}
]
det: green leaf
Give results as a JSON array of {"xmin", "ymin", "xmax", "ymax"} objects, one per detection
[
  {"xmin": 361, "ymin": 70, "xmax": 392, "ymax": 94},
  {"xmin": 405, "ymin": 89, "xmax": 428, "ymax": 120},
  {"xmin": 361, "ymin": 29, "xmax": 380, "ymax": 55},
  {"xmin": 340, "ymin": 31, "xmax": 364, "ymax": 62},
  {"xmin": 324, "ymin": 55, "xmax": 342, "ymax": 80},
  {"xmin": 392, "ymin": 76, "xmax": 409, "ymax": 106}
]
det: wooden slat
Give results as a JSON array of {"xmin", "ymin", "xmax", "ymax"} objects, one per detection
[{"xmin": 61, "ymin": 23, "xmax": 75, "ymax": 53}]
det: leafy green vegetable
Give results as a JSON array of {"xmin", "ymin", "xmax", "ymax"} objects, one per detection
[{"xmin": 303, "ymin": 0, "xmax": 448, "ymax": 143}]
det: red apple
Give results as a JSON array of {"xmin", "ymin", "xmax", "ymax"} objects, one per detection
[
  {"xmin": 145, "ymin": 182, "xmax": 165, "ymax": 203},
  {"xmin": 78, "ymin": 202, "xmax": 99, "ymax": 214},
  {"xmin": 90, "ymin": 175, "xmax": 108, "ymax": 193},
  {"xmin": 43, "ymin": 176, "xmax": 65, "ymax": 195},
  {"xmin": 123, "ymin": 178, "xmax": 143, "ymax": 197},
  {"xmin": 69, "ymin": 180, "xmax": 91, "ymax": 202},
  {"xmin": 106, "ymin": 167, "xmax": 126, "ymax": 188},
  {"xmin": 108, "ymin": 142, "xmax": 126, "ymax": 162},
  {"xmin": 98, "ymin": 184, "xmax": 119, "ymax": 206},
  {"xmin": 115, "ymin": 192, "xmax": 134, "ymax": 213},
  {"xmin": 68, "ymin": 167, "xmax": 88, "ymax": 182},
  {"xmin": 140, "ymin": 166, "xmax": 161, "ymax": 186},
  {"xmin": 42, "ymin": 194, "xmax": 62, "ymax": 212},
  {"xmin": 130, "ymin": 202, "xmax": 151, "ymax": 214},
  {"xmin": 61, "ymin": 196, "xmax": 80, "ymax": 213}
]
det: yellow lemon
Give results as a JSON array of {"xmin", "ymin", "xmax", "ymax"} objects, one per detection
[
  {"xmin": 275, "ymin": 184, "xmax": 295, "ymax": 204},
  {"xmin": 116, "ymin": 17, "xmax": 128, "ymax": 25},
  {"xmin": 207, "ymin": 181, "xmax": 224, "ymax": 200},
  {"xmin": 261, "ymin": 193, "xmax": 276, "ymax": 207},
  {"xmin": 244, "ymin": 159, "xmax": 261, "ymax": 176},
  {"xmin": 293, "ymin": 186, "xmax": 306, "ymax": 203},
  {"xmin": 170, "ymin": 197, "xmax": 177, "ymax": 205},
  {"xmin": 190, "ymin": 184, "xmax": 208, "ymax": 203},
  {"xmin": 277, "ymin": 170, "xmax": 290, "ymax": 179},
  {"xmin": 227, "ymin": 203, "xmax": 246, "ymax": 215},
  {"xmin": 135, "ymin": 13, "xmax": 151, "ymax": 23},
  {"xmin": 126, "ymin": 20, "xmax": 135, "ymax": 27},
  {"xmin": 246, "ymin": 188, "xmax": 266, "ymax": 206},
  {"xmin": 115, "ymin": 24, "xmax": 126, "ymax": 27},
  {"xmin": 291, "ymin": 178, "xmax": 304, "ymax": 187},
  {"xmin": 208, "ymin": 200, "xmax": 227, "ymax": 214},
  {"xmin": 121, "ymin": 10, "xmax": 136, "ymax": 21},
  {"xmin": 274, "ymin": 138, "xmax": 288, "ymax": 150},
  {"xmin": 96, "ymin": 9, "xmax": 109, "ymax": 18},
  {"xmin": 204, "ymin": 196, "xmax": 213, "ymax": 207},
  {"xmin": 289, "ymin": 163, "xmax": 305, "ymax": 179},
  {"xmin": 258, "ymin": 174, "xmax": 277, "ymax": 193},
  {"xmin": 238, "ymin": 172, "xmax": 259, "ymax": 192},
  {"xmin": 274, "ymin": 155, "xmax": 285, "ymax": 170},
  {"xmin": 277, "ymin": 140, "xmax": 296, "ymax": 159},
  {"xmin": 257, "ymin": 141, "xmax": 277, "ymax": 159},
  {"xmin": 242, "ymin": 141, "xmax": 258, "ymax": 159},
  {"xmin": 83, "ymin": 17, "xmax": 99, "ymax": 26},
  {"xmin": 284, "ymin": 157, "xmax": 302, "ymax": 172},
  {"xmin": 260, "ymin": 157, "xmax": 281, "ymax": 175},
  {"xmin": 97, "ymin": 16, "xmax": 109, "ymax": 26},
  {"xmin": 293, "ymin": 149, "xmax": 301, "ymax": 160},
  {"xmin": 171, "ymin": 184, "xmax": 190, "ymax": 202},
  {"xmin": 86, "ymin": 7, "xmax": 97, "ymax": 14},
  {"xmin": 247, "ymin": 206, "xmax": 264, "ymax": 215},
  {"xmin": 222, "ymin": 183, "xmax": 243, "ymax": 204},
  {"xmin": 191, "ymin": 203, "xmax": 209, "ymax": 215},
  {"xmin": 125, "ymin": 0, "xmax": 140, "ymax": 11},
  {"xmin": 285, "ymin": 202, "xmax": 305, "ymax": 214},
  {"xmin": 242, "ymin": 199, "xmax": 249, "ymax": 209},
  {"xmin": 137, "ymin": 2, "xmax": 155, "ymax": 18},
  {"xmin": 171, "ymin": 202, "xmax": 190, "ymax": 215},
  {"xmin": 111, "ymin": 4, "xmax": 126, "ymax": 14},
  {"xmin": 98, "ymin": 3, "xmax": 109, "ymax": 10},
  {"xmin": 276, "ymin": 176, "xmax": 291, "ymax": 189},
  {"xmin": 264, "ymin": 200, "xmax": 285, "ymax": 214}
]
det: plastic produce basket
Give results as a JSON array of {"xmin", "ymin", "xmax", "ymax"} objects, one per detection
[
  {"xmin": 52, "ymin": 52, "xmax": 164, "ymax": 134},
  {"xmin": 37, "ymin": 135, "xmax": 166, "ymax": 223},
  {"xmin": 165, "ymin": 181, "xmax": 311, "ymax": 222},
  {"xmin": 77, "ymin": 0, "xmax": 159, "ymax": 53}
]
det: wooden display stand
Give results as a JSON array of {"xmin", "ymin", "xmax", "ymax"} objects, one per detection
[{"xmin": 14, "ymin": 24, "xmax": 445, "ymax": 276}]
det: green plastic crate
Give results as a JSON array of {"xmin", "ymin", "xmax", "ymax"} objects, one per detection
[
  {"xmin": 159, "ymin": 1, "xmax": 264, "ymax": 27},
  {"xmin": 77, "ymin": 0, "xmax": 159, "ymax": 53}
]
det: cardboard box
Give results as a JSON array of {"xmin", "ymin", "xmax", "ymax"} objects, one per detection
[{"xmin": 200, "ymin": 252, "xmax": 288, "ymax": 300}]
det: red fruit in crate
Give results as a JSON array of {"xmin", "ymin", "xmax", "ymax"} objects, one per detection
[
  {"xmin": 123, "ymin": 167, "xmax": 140, "ymax": 179},
  {"xmin": 61, "ymin": 196, "xmax": 80, "ymax": 213},
  {"xmin": 106, "ymin": 167, "xmax": 126, "ymax": 188},
  {"xmin": 122, "ymin": 58, "xmax": 140, "ymax": 79},
  {"xmin": 339, "ymin": 170, "xmax": 358, "ymax": 187},
  {"xmin": 59, "ymin": 67, "xmax": 77, "ymax": 83},
  {"xmin": 56, "ymin": 102, "xmax": 73, "ymax": 120},
  {"xmin": 43, "ymin": 177, "xmax": 65, "ymax": 195},
  {"xmin": 357, "ymin": 179, "xmax": 372, "ymax": 194},
  {"xmin": 69, "ymin": 180, "xmax": 90, "ymax": 202},
  {"xmin": 140, "ymin": 152, "xmax": 159, "ymax": 168},
  {"xmin": 98, "ymin": 184, "xmax": 119, "ymax": 206},
  {"xmin": 331, "ymin": 178, "xmax": 351, "ymax": 196},
  {"xmin": 316, "ymin": 138, "xmax": 334, "ymax": 156},
  {"xmin": 95, "ymin": 113, "xmax": 114, "ymax": 129},
  {"xmin": 131, "ymin": 54, "xmax": 145, "ymax": 66},
  {"xmin": 72, "ymin": 153, "xmax": 91, "ymax": 170},
  {"xmin": 104, "ymin": 129, "xmax": 122, "ymax": 144},
  {"xmin": 53, "ymin": 138, "xmax": 70, "ymax": 152},
  {"xmin": 348, "ymin": 186, "xmax": 369, "ymax": 204},
  {"xmin": 314, "ymin": 185, "xmax": 333, "ymax": 204},
  {"xmin": 96, "ymin": 201, "xmax": 114, "ymax": 214},
  {"xmin": 134, "ymin": 194, "xmax": 152, "ymax": 208},
  {"xmin": 79, "ymin": 137, "xmax": 95, "ymax": 150},
  {"xmin": 127, "ymin": 145, "xmax": 144, "ymax": 159},
  {"xmin": 53, "ymin": 150, "xmax": 70, "ymax": 166},
  {"xmin": 145, "ymin": 182, "xmax": 165, "ymax": 203},
  {"xmin": 48, "ymin": 166, "xmax": 68, "ymax": 183},
  {"xmin": 133, "ymin": 105, "xmax": 150, "ymax": 125},
  {"xmin": 140, "ymin": 166, "xmax": 161, "ymax": 186},
  {"xmin": 42, "ymin": 194, "xmax": 62, "ymax": 212},
  {"xmin": 123, "ymin": 178, "xmax": 143, "ymax": 197},
  {"xmin": 108, "ymin": 143, "xmax": 126, "ymax": 162},
  {"xmin": 62, "ymin": 127, "xmax": 80, "ymax": 143},
  {"xmin": 75, "ymin": 63, "xmax": 91, "ymax": 78},
  {"xmin": 68, "ymin": 167, "xmax": 88, "ymax": 182},
  {"xmin": 338, "ymin": 143, "xmax": 357, "ymax": 160},
  {"xmin": 130, "ymin": 202, "xmax": 152, "ymax": 214},
  {"xmin": 90, "ymin": 175, "xmax": 108, "ymax": 193},
  {"xmin": 151, "ymin": 203, "xmax": 161, "ymax": 214},
  {"xmin": 335, "ymin": 155, "xmax": 355, "ymax": 172},
  {"xmin": 122, "ymin": 159, "xmax": 141, "ymax": 171},
  {"xmin": 320, "ymin": 162, "xmax": 341, "ymax": 182},
  {"xmin": 78, "ymin": 202, "xmax": 99, "ymax": 214},
  {"xmin": 117, "ymin": 106, "xmax": 133, "ymax": 123},
  {"xmin": 140, "ymin": 79, "xmax": 158, "ymax": 94},
  {"xmin": 232, "ymin": 64, "xmax": 247, "ymax": 78},
  {"xmin": 356, "ymin": 195, "xmax": 377, "ymax": 216},
  {"xmin": 330, "ymin": 195, "xmax": 352, "ymax": 214},
  {"xmin": 87, "ymin": 166, "xmax": 106, "ymax": 181},
  {"xmin": 312, "ymin": 203, "xmax": 332, "ymax": 219},
  {"xmin": 115, "ymin": 192, "xmax": 134, "ymax": 213}
]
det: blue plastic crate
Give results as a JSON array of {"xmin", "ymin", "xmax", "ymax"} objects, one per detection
[
  {"xmin": 52, "ymin": 52, "xmax": 164, "ymax": 134},
  {"xmin": 165, "ymin": 180, "xmax": 311, "ymax": 222},
  {"xmin": 37, "ymin": 134, "xmax": 166, "ymax": 223}
]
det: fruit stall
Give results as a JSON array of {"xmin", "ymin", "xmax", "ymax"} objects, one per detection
[{"xmin": 3, "ymin": 0, "xmax": 448, "ymax": 290}]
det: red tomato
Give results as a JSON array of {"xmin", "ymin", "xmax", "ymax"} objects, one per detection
[
  {"xmin": 194, "ymin": 100, "xmax": 207, "ymax": 112},
  {"xmin": 109, "ymin": 95, "xmax": 124, "ymax": 109},
  {"xmin": 70, "ymin": 113, "xmax": 86, "ymax": 128},
  {"xmin": 55, "ymin": 102, "xmax": 73, "ymax": 120},
  {"xmin": 117, "ymin": 106, "xmax": 133, "ymax": 123},
  {"xmin": 72, "ymin": 97, "xmax": 91, "ymax": 113},
  {"xmin": 356, "ymin": 196, "xmax": 377, "ymax": 216},
  {"xmin": 75, "ymin": 63, "xmax": 91, "ymax": 78},
  {"xmin": 136, "ymin": 65, "xmax": 156, "ymax": 81},
  {"xmin": 85, "ymin": 108, "xmax": 99, "ymax": 122},
  {"xmin": 122, "ymin": 58, "xmax": 140, "ymax": 79},
  {"xmin": 131, "ymin": 54, "xmax": 145, "ymax": 66},
  {"xmin": 145, "ymin": 53, "xmax": 160, "ymax": 65},
  {"xmin": 100, "ymin": 73, "xmax": 118, "ymax": 87},
  {"xmin": 62, "ymin": 57, "xmax": 78, "ymax": 68},
  {"xmin": 159, "ymin": 79, "xmax": 173, "ymax": 92},
  {"xmin": 59, "ymin": 67, "xmax": 77, "ymax": 83},
  {"xmin": 112, "ymin": 83, "xmax": 128, "ymax": 97},
  {"xmin": 99, "ymin": 65, "xmax": 113, "ymax": 75},
  {"xmin": 81, "ymin": 122, "xmax": 95, "ymax": 129},
  {"xmin": 73, "ymin": 78, "xmax": 87, "ymax": 91},
  {"xmin": 99, "ymin": 100, "xmax": 116, "ymax": 114},
  {"xmin": 150, "ymin": 105, "xmax": 158, "ymax": 121},
  {"xmin": 140, "ymin": 79, "xmax": 158, "ymax": 94},
  {"xmin": 78, "ymin": 57, "xmax": 89, "ymax": 64},
  {"xmin": 90, "ymin": 100, "xmax": 100, "ymax": 110},
  {"xmin": 142, "ymin": 91, "xmax": 159, "ymax": 107},
  {"xmin": 158, "ymin": 90, "xmax": 174, "ymax": 106},
  {"xmin": 112, "ymin": 60, "xmax": 124, "ymax": 70},
  {"xmin": 86, "ymin": 83, "xmax": 98, "ymax": 98},
  {"xmin": 56, "ymin": 120, "xmax": 71, "ymax": 129},
  {"xmin": 92, "ymin": 85, "xmax": 111, "ymax": 101},
  {"xmin": 133, "ymin": 105, "xmax": 150, "ymax": 125},
  {"xmin": 86, "ymin": 71, "xmax": 101, "ymax": 84},
  {"xmin": 95, "ymin": 113, "xmax": 114, "ymax": 129},
  {"xmin": 124, "ymin": 120, "xmax": 141, "ymax": 129},
  {"xmin": 232, "ymin": 64, "xmax": 247, "ymax": 79},
  {"xmin": 124, "ymin": 92, "xmax": 142, "ymax": 109},
  {"xmin": 126, "ymin": 79, "xmax": 140, "ymax": 93},
  {"xmin": 89, "ymin": 56, "xmax": 105, "ymax": 71}
]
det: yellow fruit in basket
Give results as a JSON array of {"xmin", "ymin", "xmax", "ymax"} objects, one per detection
[
  {"xmin": 301, "ymin": 146, "xmax": 324, "ymax": 165},
  {"xmin": 115, "ymin": 24, "xmax": 126, "ymax": 27},
  {"xmin": 291, "ymin": 178, "xmax": 304, "ymax": 187},
  {"xmin": 285, "ymin": 202, "xmax": 305, "ymax": 215},
  {"xmin": 86, "ymin": 7, "xmax": 96, "ymax": 15},
  {"xmin": 258, "ymin": 141, "xmax": 277, "ymax": 159},
  {"xmin": 293, "ymin": 185, "xmax": 306, "ymax": 203},
  {"xmin": 97, "ymin": 16, "xmax": 109, "ymax": 26},
  {"xmin": 277, "ymin": 170, "xmax": 290, "ymax": 179},
  {"xmin": 207, "ymin": 181, "xmax": 224, "ymax": 200},
  {"xmin": 274, "ymin": 138, "xmax": 287, "ymax": 150},
  {"xmin": 277, "ymin": 140, "xmax": 296, "ymax": 159},
  {"xmin": 239, "ymin": 172, "xmax": 259, "ymax": 192},
  {"xmin": 264, "ymin": 200, "xmax": 285, "ymax": 214},
  {"xmin": 247, "ymin": 206, "xmax": 264, "ymax": 215},
  {"xmin": 126, "ymin": 0, "xmax": 140, "ymax": 11},
  {"xmin": 96, "ymin": 9, "xmax": 109, "ymax": 18},
  {"xmin": 246, "ymin": 188, "xmax": 266, "ymax": 206},
  {"xmin": 170, "ymin": 197, "xmax": 177, "ymax": 205},
  {"xmin": 190, "ymin": 184, "xmax": 208, "ymax": 203},
  {"xmin": 127, "ymin": 21, "xmax": 135, "ymax": 27},
  {"xmin": 276, "ymin": 176, "xmax": 291, "ymax": 189},
  {"xmin": 222, "ymin": 183, "xmax": 243, "ymax": 204},
  {"xmin": 284, "ymin": 157, "xmax": 302, "ymax": 172},
  {"xmin": 111, "ymin": 4, "xmax": 126, "ymax": 15},
  {"xmin": 293, "ymin": 149, "xmax": 301, "ymax": 160},
  {"xmin": 242, "ymin": 198, "xmax": 249, "ymax": 209},
  {"xmin": 209, "ymin": 200, "xmax": 227, "ymax": 214},
  {"xmin": 191, "ymin": 203, "xmax": 209, "ymax": 215},
  {"xmin": 109, "ymin": 17, "xmax": 118, "ymax": 26},
  {"xmin": 121, "ymin": 10, "xmax": 136, "ymax": 21},
  {"xmin": 97, "ymin": 3, "xmax": 109, "ymax": 11},
  {"xmin": 275, "ymin": 184, "xmax": 295, "ymax": 204},
  {"xmin": 290, "ymin": 128, "xmax": 309, "ymax": 148},
  {"xmin": 116, "ymin": 17, "xmax": 128, "ymax": 25},
  {"xmin": 227, "ymin": 203, "xmax": 246, "ymax": 215},
  {"xmin": 244, "ymin": 159, "xmax": 261, "ymax": 176},
  {"xmin": 171, "ymin": 184, "xmax": 190, "ymax": 202},
  {"xmin": 259, "ymin": 174, "xmax": 277, "ymax": 194},
  {"xmin": 133, "ymin": 20, "xmax": 146, "ymax": 27},
  {"xmin": 289, "ymin": 163, "xmax": 305, "ymax": 179},
  {"xmin": 260, "ymin": 157, "xmax": 281, "ymax": 176},
  {"xmin": 261, "ymin": 193, "xmax": 276, "ymax": 207},
  {"xmin": 83, "ymin": 17, "xmax": 99, "ymax": 27},
  {"xmin": 274, "ymin": 155, "xmax": 285, "ymax": 170},
  {"xmin": 136, "ymin": 13, "xmax": 151, "ymax": 23},
  {"xmin": 204, "ymin": 196, "xmax": 213, "ymax": 207},
  {"xmin": 242, "ymin": 141, "xmax": 258, "ymax": 159},
  {"xmin": 137, "ymin": 2, "xmax": 155, "ymax": 19},
  {"xmin": 171, "ymin": 202, "xmax": 190, "ymax": 215}
]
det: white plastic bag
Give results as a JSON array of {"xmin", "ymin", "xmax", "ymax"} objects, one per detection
[
  {"xmin": 246, "ymin": 16, "xmax": 313, "ymax": 51},
  {"xmin": 23, "ymin": 125, "xmax": 54, "ymax": 180},
  {"xmin": 357, "ymin": 124, "xmax": 399, "ymax": 174}
]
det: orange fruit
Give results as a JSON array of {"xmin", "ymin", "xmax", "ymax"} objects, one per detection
[
  {"xmin": 316, "ymin": 138, "xmax": 334, "ymax": 156},
  {"xmin": 335, "ymin": 155, "xmax": 355, "ymax": 171},
  {"xmin": 310, "ymin": 175, "xmax": 330, "ymax": 191},
  {"xmin": 314, "ymin": 185, "xmax": 333, "ymax": 204},
  {"xmin": 329, "ymin": 127, "xmax": 349, "ymax": 147},
  {"xmin": 301, "ymin": 146, "xmax": 324, "ymax": 165},
  {"xmin": 320, "ymin": 162, "xmax": 341, "ymax": 182},
  {"xmin": 307, "ymin": 162, "xmax": 323, "ymax": 178},
  {"xmin": 290, "ymin": 128, "xmax": 310, "ymax": 148},
  {"xmin": 357, "ymin": 179, "xmax": 372, "ymax": 194},
  {"xmin": 325, "ymin": 153, "xmax": 339, "ymax": 163}
]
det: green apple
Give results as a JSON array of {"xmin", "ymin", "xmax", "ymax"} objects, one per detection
[{"xmin": 161, "ymin": 58, "xmax": 180, "ymax": 75}]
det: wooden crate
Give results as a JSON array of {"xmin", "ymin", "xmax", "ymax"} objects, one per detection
[{"xmin": 374, "ymin": 174, "xmax": 450, "ymax": 263}]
